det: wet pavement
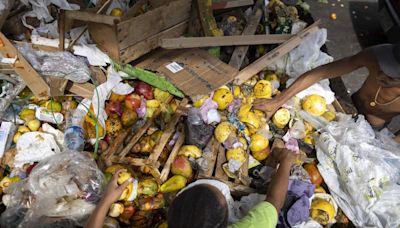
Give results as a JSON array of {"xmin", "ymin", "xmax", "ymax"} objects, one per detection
[{"xmin": 307, "ymin": 0, "xmax": 399, "ymax": 133}]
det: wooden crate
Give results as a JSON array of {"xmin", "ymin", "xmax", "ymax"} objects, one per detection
[
  {"xmin": 102, "ymin": 98, "xmax": 188, "ymax": 183},
  {"xmin": 64, "ymin": 0, "xmax": 192, "ymax": 64}
]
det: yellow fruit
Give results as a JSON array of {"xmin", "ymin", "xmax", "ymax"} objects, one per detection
[
  {"xmin": 18, "ymin": 126, "xmax": 30, "ymax": 134},
  {"xmin": 154, "ymin": 88, "xmax": 171, "ymax": 103},
  {"xmin": 146, "ymin": 100, "xmax": 160, "ymax": 108},
  {"xmin": 110, "ymin": 8, "xmax": 124, "ymax": 17},
  {"xmin": 238, "ymin": 103, "xmax": 252, "ymax": 118},
  {"xmin": 253, "ymin": 80, "xmax": 272, "ymax": 99},
  {"xmin": 242, "ymin": 127, "xmax": 250, "ymax": 136},
  {"xmin": 213, "ymin": 88, "xmax": 234, "ymax": 110},
  {"xmin": 178, "ymin": 145, "xmax": 202, "ymax": 159},
  {"xmin": 322, "ymin": 111, "xmax": 336, "ymax": 122},
  {"xmin": 193, "ymin": 96, "xmax": 209, "ymax": 108},
  {"xmin": 238, "ymin": 137, "xmax": 248, "ymax": 150},
  {"xmin": 46, "ymin": 100, "xmax": 62, "ymax": 113},
  {"xmin": 315, "ymin": 186, "xmax": 326, "ymax": 194},
  {"xmin": 13, "ymin": 132, "xmax": 22, "ymax": 144},
  {"xmin": 233, "ymin": 86, "xmax": 242, "ymax": 97},
  {"xmin": 109, "ymin": 203, "xmax": 124, "ymax": 217},
  {"xmin": 117, "ymin": 172, "xmax": 132, "ymax": 185},
  {"xmin": 26, "ymin": 119, "xmax": 41, "ymax": 131},
  {"xmin": 250, "ymin": 134, "xmax": 269, "ymax": 152},
  {"xmin": 303, "ymin": 134, "xmax": 315, "ymax": 145},
  {"xmin": 160, "ymin": 175, "xmax": 187, "ymax": 193},
  {"xmin": 19, "ymin": 108, "xmax": 35, "ymax": 122},
  {"xmin": 304, "ymin": 121, "xmax": 314, "ymax": 135},
  {"xmin": 310, "ymin": 198, "xmax": 336, "ymax": 225},
  {"xmin": 272, "ymin": 108, "xmax": 291, "ymax": 129},
  {"xmin": 215, "ymin": 122, "xmax": 235, "ymax": 143},
  {"xmin": 226, "ymin": 148, "xmax": 246, "ymax": 163},
  {"xmin": 302, "ymin": 95, "xmax": 327, "ymax": 116},
  {"xmin": 105, "ymin": 117, "xmax": 123, "ymax": 137},
  {"xmin": 0, "ymin": 176, "xmax": 20, "ymax": 189},
  {"xmin": 254, "ymin": 110, "xmax": 265, "ymax": 119},
  {"xmin": 252, "ymin": 146, "xmax": 270, "ymax": 161},
  {"xmin": 241, "ymin": 112, "xmax": 261, "ymax": 130},
  {"xmin": 105, "ymin": 165, "xmax": 125, "ymax": 174},
  {"xmin": 265, "ymin": 72, "xmax": 279, "ymax": 81}
]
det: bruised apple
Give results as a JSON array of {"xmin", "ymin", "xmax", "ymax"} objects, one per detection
[
  {"xmin": 134, "ymin": 82, "xmax": 153, "ymax": 100},
  {"xmin": 105, "ymin": 101, "xmax": 123, "ymax": 116},
  {"xmin": 171, "ymin": 156, "xmax": 193, "ymax": 179},
  {"xmin": 125, "ymin": 93, "xmax": 141, "ymax": 111}
]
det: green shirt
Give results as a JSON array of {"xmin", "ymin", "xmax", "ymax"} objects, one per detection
[{"xmin": 229, "ymin": 202, "xmax": 278, "ymax": 228}]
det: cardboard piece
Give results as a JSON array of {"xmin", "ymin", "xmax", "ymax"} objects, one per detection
[{"xmin": 136, "ymin": 49, "xmax": 239, "ymax": 98}]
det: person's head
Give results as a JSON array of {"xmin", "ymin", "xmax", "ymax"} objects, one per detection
[
  {"xmin": 167, "ymin": 184, "xmax": 228, "ymax": 228},
  {"xmin": 373, "ymin": 43, "xmax": 400, "ymax": 87}
]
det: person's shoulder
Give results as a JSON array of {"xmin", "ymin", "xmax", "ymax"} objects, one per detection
[{"xmin": 351, "ymin": 47, "xmax": 377, "ymax": 67}]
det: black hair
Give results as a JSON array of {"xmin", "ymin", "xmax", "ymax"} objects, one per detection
[{"xmin": 167, "ymin": 184, "xmax": 229, "ymax": 228}]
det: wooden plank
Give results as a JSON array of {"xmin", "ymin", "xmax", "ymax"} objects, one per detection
[
  {"xmin": 196, "ymin": 0, "xmax": 223, "ymax": 37},
  {"xmin": 117, "ymin": 112, "xmax": 159, "ymax": 159},
  {"xmin": 149, "ymin": 0, "xmax": 172, "ymax": 9},
  {"xmin": 160, "ymin": 34, "xmax": 290, "ymax": 49},
  {"xmin": 66, "ymin": 82, "xmax": 95, "ymax": 99},
  {"xmin": 122, "ymin": 0, "xmax": 149, "ymax": 20},
  {"xmin": 119, "ymin": 20, "xmax": 188, "ymax": 63},
  {"xmin": 64, "ymin": 10, "xmax": 120, "ymax": 26},
  {"xmin": 197, "ymin": 137, "xmax": 219, "ymax": 178},
  {"xmin": 148, "ymin": 98, "xmax": 189, "ymax": 162},
  {"xmin": 160, "ymin": 129, "xmax": 185, "ymax": 182},
  {"xmin": 212, "ymin": 0, "xmax": 254, "ymax": 10},
  {"xmin": 117, "ymin": 0, "xmax": 191, "ymax": 50},
  {"xmin": 88, "ymin": 23, "xmax": 120, "ymax": 62},
  {"xmin": 215, "ymin": 144, "xmax": 229, "ymax": 181},
  {"xmin": 229, "ymin": 8, "xmax": 263, "ymax": 69},
  {"xmin": 0, "ymin": 32, "xmax": 50, "ymax": 98},
  {"xmin": 234, "ymin": 20, "xmax": 321, "ymax": 85}
]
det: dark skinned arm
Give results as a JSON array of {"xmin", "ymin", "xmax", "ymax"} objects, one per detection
[
  {"xmin": 254, "ymin": 50, "xmax": 369, "ymax": 118},
  {"xmin": 265, "ymin": 148, "xmax": 297, "ymax": 212}
]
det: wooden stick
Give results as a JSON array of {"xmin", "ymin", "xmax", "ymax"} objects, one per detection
[
  {"xmin": 234, "ymin": 20, "xmax": 321, "ymax": 85},
  {"xmin": 103, "ymin": 128, "xmax": 129, "ymax": 161},
  {"xmin": 229, "ymin": 7, "xmax": 263, "ymax": 69},
  {"xmin": 58, "ymin": 10, "xmax": 66, "ymax": 50},
  {"xmin": 197, "ymin": 137, "xmax": 219, "ymax": 178},
  {"xmin": 65, "ymin": 0, "xmax": 112, "ymax": 51},
  {"xmin": 212, "ymin": 0, "xmax": 254, "ymax": 10},
  {"xmin": 117, "ymin": 110, "xmax": 161, "ymax": 159},
  {"xmin": 160, "ymin": 129, "xmax": 185, "ymax": 182},
  {"xmin": 0, "ymin": 33, "xmax": 50, "ymax": 98},
  {"xmin": 148, "ymin": 98, "xmax": 189, "ymax": 162},
  {"xmin": 215, "ymin": 144, "xmax": 229, "ymax": 181},
  {"xmin": 160, "ymin": 34, "xmax": 290, "ymax": 49}
]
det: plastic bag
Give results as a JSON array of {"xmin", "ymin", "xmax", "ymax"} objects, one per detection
[
  {"xmin": 0, "ymin": 152, "xmax": 105, "ymax": 228},
  {"xmin": 316, "ymin": 114, "xmax": 400, "ymax": 228},
  {"xmin": 185, "ymin": 108, "xmax": 214, "ymax": 149},
  {"xmin": 16, "ymin": 44, "xmax": 91, "ymax": 83},
  {"xmin": 0, "ymin": 74, "xmax": 26, "ymax": 119}
]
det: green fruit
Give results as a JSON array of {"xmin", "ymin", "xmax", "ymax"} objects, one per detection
[{"xmin": 46, "ymin": 100, "xmax": 62, "ymax": 113}]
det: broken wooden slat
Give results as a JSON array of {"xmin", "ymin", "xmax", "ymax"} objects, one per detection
[
  {"xmin": 66, "ymin": 82, "xmax": 95, "ymax": 99},
  {"xmin": 160, "ymin": 128, "xmax": 185, "ymax": 182},
  {"xmin": 160, "ymin": 34, "xmax": 290, "ymax": 49},
  {"xmin": 0, "ymin": 32, "xmax": 50, "ymax": 98},
  {"xmin": 212, "ymin": 0, "xmax": 254, "ymax": 10},
  {"xmin": 229, "ymin": 8, "xmax": 263, "ymax": 69},
  {"xmin": 197, "ymin": 137, "xmax": 219, "ymax": 178},
  {"xmin": 122, "ymin": 0, "xmax": 149, "ymax": 20},
  {"xmin": 148, "ymin": 98, "xmax": 189, "ymax": 163},
  {"xmin": 64, "ymin": 10, "xmax": 120, "ymax": 26},
  {"xmin": 234, "ymin": 20, "xmax": 320, "ymax": 85},
  {"xmin": 215, "ymin": 144, "xmax": 229, "ymax": 181},
  {"xmin": 196, "ymin": 0, "xmax": 223, "ymax": 37}
]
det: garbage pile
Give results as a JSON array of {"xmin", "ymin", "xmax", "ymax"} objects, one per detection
[{"xmin": 0, "ymin": 0, "xmax": 399, "ymax": 228}]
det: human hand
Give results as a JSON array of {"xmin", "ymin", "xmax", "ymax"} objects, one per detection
[
  {"xmin": 101, "ymin": 169, "xmax": 133, "ymax": 206},
  {"xmin": 272, "ymin": 148, "xmax": 298, "ymax": 165},
  {"xmin": 253, "ymin": 98, "xmax": 282, "ymax": 119}
]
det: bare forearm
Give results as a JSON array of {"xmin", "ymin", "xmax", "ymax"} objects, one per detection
[
  {"xmin": 277, "ymin": 55, "xmax": 364, "ymax": 105},
  {"xmin": 265, "ymin": 160, "xmax": 292, "ymax": 212},
  {"xmin": 85, "ymin": 200, "xmax": 110, "ymax": 228}
]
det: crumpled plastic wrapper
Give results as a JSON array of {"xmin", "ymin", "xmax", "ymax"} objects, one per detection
[
  {"xmin": 0, "ymin": 74, "xmax": 26, "ymax": 120},
  {"xmin": 16, "ymin": 44, "xmax": 91, "ymax": 83},
  {"xmin": 0, "ymin": 152, "xmax": 104, "ymax": 228}
]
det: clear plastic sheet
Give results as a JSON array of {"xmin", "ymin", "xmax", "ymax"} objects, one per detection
[
  {"xmin": 316, "ymin": 114, "xmax": 400, "ymax": 228},
  {"xmin": 0, "ymin": 152, "xmax": 105, "ymax": 228},
  {"xmin": 16, "ymin": 44, "xmax": 91, "ymax": 83}
]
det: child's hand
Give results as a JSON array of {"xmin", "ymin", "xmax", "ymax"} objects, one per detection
[
  {"xmin": 102, "ymin": 169, "xmax": 133, "ymax": 206},
  {"xmin": 273, "ymin": 148, "xmax": 298, "ymax": 165}
]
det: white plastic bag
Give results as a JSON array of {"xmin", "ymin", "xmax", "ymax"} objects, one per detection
[{"xmin": 316, "ymin": 114, "xmax": 400, "ymax": 228}]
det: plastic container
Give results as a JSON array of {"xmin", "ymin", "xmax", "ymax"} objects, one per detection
[{"xmin": 64, "ymin": 109, "xmax": 85, "ymax": 151}]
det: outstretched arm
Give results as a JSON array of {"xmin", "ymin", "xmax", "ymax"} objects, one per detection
[
  {"xmin": 254, "ymin": 50, "xmax": 369, "ymax": 118},
  {"xmin": 265, "ymin": 146, "xmax": 298, "ymax": 212}
]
